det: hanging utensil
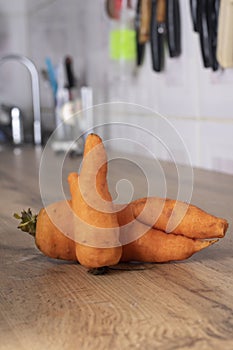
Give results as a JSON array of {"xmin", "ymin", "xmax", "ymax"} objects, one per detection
[
  {"xmin": 196, "ymin": 0, "xmax": 219, "ymax": 70},
  {"xmin": 206, "ymin": 0, "xmax": 220, "ymax": 71},
  {"xmin": 105, "ymin": 0, "xmax": 132, "ymax": 19},
  {"xmin": 150, "ymin": 0, "xmax": 166, "ymax": 72},
  {"xmin": 190, "ymin": 0, "xmax": 199, "ymax": 32},
  {"xmin": 105, "ymin": 0, "xmax": 122, "ymax": 19},
  {"xmin": 135, "ymin": 0, "xmax": 151, "ymax": 66},
  {"xmin": 166, "ymin": 0, "xmax": 181, "ymax": 57},
  {"xmin": 135, "ymin": 0, "xmax": 146, "ymax": 65},
  {"xmin": 197, "ymin": 0, "xmax": 211, "ymax": 68},
  {"xmin": 139, "ymin": 0, "xmax": 151, "ymax": 44},
  {"xmin": 217, "ymin": 0, "xmax": 233, "ymax": 68}
]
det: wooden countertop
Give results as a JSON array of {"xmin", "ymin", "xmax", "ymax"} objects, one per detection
[{"xmin": 1, "ymin": 145, "xmax": 233, "ymax": 350}]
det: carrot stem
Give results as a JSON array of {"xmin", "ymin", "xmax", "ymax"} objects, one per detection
[{"xmin": 13, "ymin": 208, "xmax": 37, "ymax": 237}]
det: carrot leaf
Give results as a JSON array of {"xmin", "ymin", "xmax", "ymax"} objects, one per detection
[{"xmin": 13, "ymin": 208, "xmax": 37, "ymax": 237}]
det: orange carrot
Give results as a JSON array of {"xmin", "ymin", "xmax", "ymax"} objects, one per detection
[
  {"xmin": 121, "ymin": 222, "xmax": 217, "ymax": 263},
  {"xmin": 117, "ymin": 204, "xmax": 217, "ymax": 262},
  {"xmin": 68, "ymin": 134, "xmax": 122, "ymax": 268},
  {"xmin": 15, "ymin": 198, "xmax": 221, "ymax": 264},
  {"xmin": 130, "ymin": 197, "xmax": 228, "ymax": 239},
  {"xmin": 14, "ymin": 200, "xmax": 76, "ymax": 261}
]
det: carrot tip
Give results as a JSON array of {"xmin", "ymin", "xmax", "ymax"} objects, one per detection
[
  {"xmin": 208, "ymin": 239, "xmax": 219, "ymax": 246},
  {"xmin": 198, "ymin": 238, "xmax": 219, "ymax": 250}
]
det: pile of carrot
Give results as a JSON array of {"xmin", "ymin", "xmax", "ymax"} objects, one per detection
[{"xmin": 14, "ymin": 133, "xmax": 228, "ymax": 272}]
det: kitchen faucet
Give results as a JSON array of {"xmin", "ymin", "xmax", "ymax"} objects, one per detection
[{"xmin": 0, "ymin": 54, "xmax": 41, "ymax": 145}]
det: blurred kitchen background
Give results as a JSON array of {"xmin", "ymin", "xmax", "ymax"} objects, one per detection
[{"xmin": 0, "ymin": 0, "xmax": 233, "ymax": 174}]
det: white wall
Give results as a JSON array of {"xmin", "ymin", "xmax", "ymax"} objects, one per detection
[
  {"xmin": 0, "ymin": 0, "xmax": 233, "ymax": 174},
  {"xmin": 0, "ymin": 0, "xmax": 30, "ymax": 120}
]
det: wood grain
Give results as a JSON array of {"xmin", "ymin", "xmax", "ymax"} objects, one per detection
[{"xmin": 0, "ymin": 145, "xmax": 233, "ymax": 350}]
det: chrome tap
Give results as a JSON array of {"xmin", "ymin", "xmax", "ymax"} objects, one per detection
[{"xmin": 0, "ymin": 54, "xmax": 41, "ymax": 145}]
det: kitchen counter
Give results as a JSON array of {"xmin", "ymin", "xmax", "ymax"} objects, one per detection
[{"xmin": 1, "ymin": 145, "xmax": 233, "ymax": 350}]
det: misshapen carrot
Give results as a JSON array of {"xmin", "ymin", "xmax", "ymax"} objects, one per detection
[
  {"xmin": 117, "ymin": 204, "xmax": 218, "ymax": 263},
  {"xmin": 15, "ymin": 140, "xmax": 228, "ymax": 266},
  {"xmin": 130, "ymin": 197, "xmax": 228, "ymax": 239},
  {"xmin": 68, "ymin": 134, "xmax": 122, "ymax": 268},
  {"xmin": 121, "ymin": 224, "xmax": 217, "ymax": 263},
  {"xmin": 15, "ymin": 198, "xmax": 221, "ymax": 264}
]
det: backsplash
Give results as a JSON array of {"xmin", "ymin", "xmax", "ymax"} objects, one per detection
[{"xmin": 0, "ymin": 0, "xmax": 233, "ymax": 174}]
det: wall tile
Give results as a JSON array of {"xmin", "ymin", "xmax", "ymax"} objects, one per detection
[
  {"xmin": 199, "ymin": 120, "xmax": 233, "ymax": 174},
  {"xmin": 165, "ymin": 118, "xmax": 199, "ymax": 168}
]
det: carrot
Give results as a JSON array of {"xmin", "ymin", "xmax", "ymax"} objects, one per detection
[
  {"xmin": 14, "ymin": 136, "xmax": 228, "ymax": 267},
  {"xmin": 130, "ymin": 197, "xmax": 228, "ymax": 239},
  {"xmin": 14, "ymin": 197, "xmax": 226, "ymax": 264},
  {"xmin": 121, "ymin": 223, "xmax": 217, "ymax": 263},
  {"xmin": 68, "ymin": 133, "xmax": 122, "ymax": 269},
  {"xmin": 117, "ymin": 204, "xmax": 218, "ymax": 263},
  {"xmin": 14, "ymin": 200, "xmax": 76, "ymax": 261}
]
